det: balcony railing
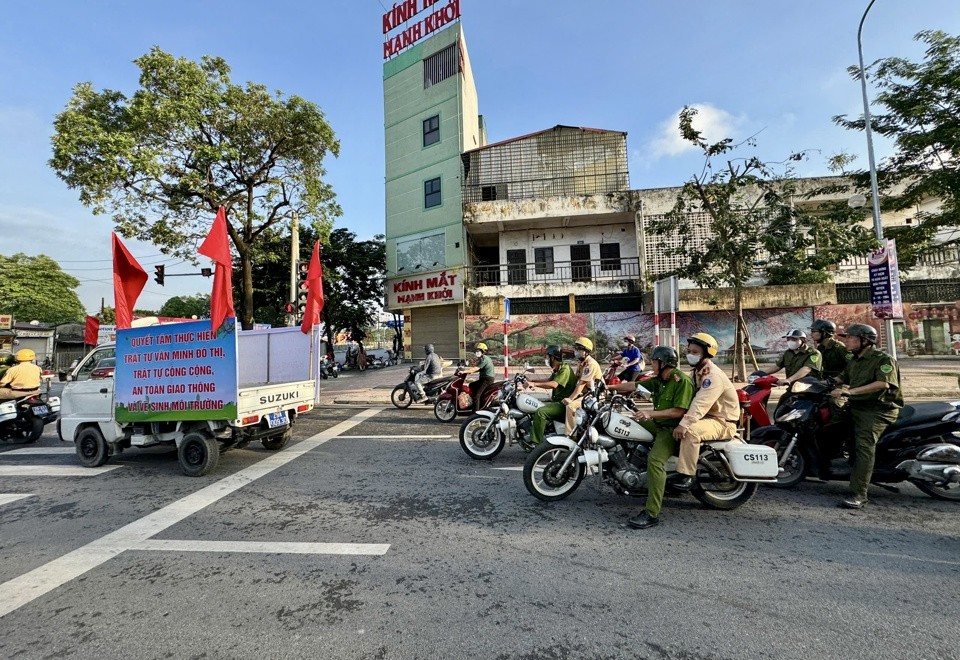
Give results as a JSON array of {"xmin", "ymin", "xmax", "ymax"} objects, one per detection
[{"xmin": 465, "ymin": 257, "xmax": 641, "ymax": 287}]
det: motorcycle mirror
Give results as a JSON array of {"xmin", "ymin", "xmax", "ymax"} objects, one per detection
[{"xmin": 635, "ymin": 385, "xmax": 653, "ymax": 400}]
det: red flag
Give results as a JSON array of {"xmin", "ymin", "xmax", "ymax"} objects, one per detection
[
  {"xmin": 198, "ymin": 206, "xmax": 235, "ymax": 333},
  {"xmin": 112, "ymin": 233, "xmax": 148, "ymax": 330},
  {"xmin": 300, "ymin": 241, "xmax": 325, "ymax": 334},
  {"xmin": 84, "ymin": 315, "xmax": 100, "ymax": 346}
]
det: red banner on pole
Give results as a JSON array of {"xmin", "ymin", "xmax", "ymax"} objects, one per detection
[
  {"xmin": 300, "ymin": 241, "xmax": 325, "ymax": 334},
  {"xmin": 84, "ymin": 315, "xmax": 100, "ymax": 346},
  {"xmin": 112, "ymin": 233, "xmax": 148, "ymax": 330},
  {"xmin": 198, "ymin": 207, "xmax": 236, "ymax": 333}
]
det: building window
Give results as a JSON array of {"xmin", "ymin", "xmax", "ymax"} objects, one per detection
[
  {"xmin": 423, "ymin": 43, "xmax": 458, "ymax": 89},
  {"xmin": 424, "ymin": 177, "xmax": 442, "ymax": 208},
  {"xmin": 423, "ymin": 115, "xmax": 440, "ymax": 147},
  {"xmin": 599, "ymin": 243, "xmax": 621, "ymax": 271},
  {"xmin": 507, "ymin": 249, "xmax": 528, "ymax": 285},
  {"xmin": 534, "ymin": 247, "xmax": 554, "ymax": 275},
  {"xmin": 398, "ymin": 232, "xmax": 445, "ymax": 273}
]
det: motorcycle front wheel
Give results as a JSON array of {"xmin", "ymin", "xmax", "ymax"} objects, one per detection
[
  {"xmin": 691, "ymin": 455, "xmax": 758, "ymax": 510},
  {"xmin": 912, "ymin": 479, "xmax": 960, "ymax": 501},
  {"xmin": 391, "ymin": 386, "xmax": 413, "ymax": 409},
  {"xmin": 434, "ymin": 398, "xmax": 457, "ymax": 423},
  {"xmin": 763, "ymin": 442, "xmax": 807, "ymax": 488},
  {"xmin": 459, "ymin": 414, "xmax": 505, "ymax": 460},
  {"xmin": 523, "ymin": 443, "xmax": 585, "ymax": 501}
]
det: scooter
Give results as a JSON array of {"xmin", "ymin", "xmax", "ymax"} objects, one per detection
[
  {"xmin": 736, "ymin": 371, "xmax": 782, "ymax": 438},
  {"xmin": 391, "ymin": 366, "xmax": 457, "ymax": 409},
  {"xmin": 750, "ymin": 376, "xmax": 960, "ymax": 498},
  {"xmin": 0, "ymin": 392, "xmax": 60, "ymax": 444},
  {"xmin": 434, "ymin": 368, "xmax": 505, "ymax": 423},
  {"xmin": 318, "ymin": 355, "xmax": 340, "ymax": 379}
]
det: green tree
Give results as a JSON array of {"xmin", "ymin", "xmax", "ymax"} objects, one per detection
[
  {"xmin": 834, "ymin": 30, "xmax": 960, "ymax": 269},
  {"xmin": 50, "ymin": 47, "xmax": 341, "ymax": 330},
  {"xmin": 0, "ymin": 254, "xmax": 85, "ymax": 325},
  {"xmin": 647, "ymin": 107, "xmax": 872, "ymax": 381},
  {"xmin": 158, "ymin": 294, "xmax": 210, "ymax": 319},
  {"xmin": 97, "ymin": 307, "xmax": 158, "ymax": 323}
]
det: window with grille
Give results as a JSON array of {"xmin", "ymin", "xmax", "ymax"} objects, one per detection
[
  {"xmin": 507, "ymin": 249, "xmax": 528, "ymax": 285},
  {"xmin": 599, "ymin": 243, "xmax": 621, "ymax": 271},
  {"xmin": 423, "ymin": 43, "xmax": 458, "ymax": 88},
  {"xmin": 423, "ymin": 115, "xmax": 440, "ymax": 147},
  {"xmin": 424, "ymin": 177, "xmax": 441, "ymax": 208},
  {"xmin": 534, "ymin": 247, "xmax": 554, "ymax": 275}
]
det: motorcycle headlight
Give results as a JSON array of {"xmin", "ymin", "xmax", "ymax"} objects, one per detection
[
  {"xmin": 575, "ymin": 407, "xmax": 588, "ymax": 427},
  {"xmin": 790, "ymin": 381, "xmax": 811, "ymax": 394}
]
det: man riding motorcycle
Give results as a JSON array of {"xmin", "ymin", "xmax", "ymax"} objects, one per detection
[
  {"xmin": 562, "ymin": 337, "xmax": 604, "ymax": 434},
  {"xmin": 760, "ymin": 329, "xmax": 823, "ymax": 386},
  {"xmin": 828, "ymin": 323, "xmax": 903, "ymax": 509},
  {"xmin": 461, "ymin": 342, "xmax": 495, "ymax": 412},
  {"xmin": 527, "ymin": 345, "xmax": 576, "ymax": 446},
  {"xmin": 671, "ymin": 333, "xmax": 741, "ymax": 492},
  {"xmin": 610, "ymin": 345, "xmax": 695, "ymax": 529},
  {"xmin": 810, "ymin": 319, "xmax": 852, "ymax": 379},
  {"xmin": 0, "ymin": 349, "xmax": 42, "ymax": 401},
  {"xmin": 617, "ymin": 335, "xmax": 643, "ymax": 383},
  {"xmin": 414, "ymin": 344, "xmax": 444, "ymax": 400}
]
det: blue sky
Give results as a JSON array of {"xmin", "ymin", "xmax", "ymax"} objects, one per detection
[{"xmin": 2, "ymin": 0, "xmax": 959, "ymax": 315}]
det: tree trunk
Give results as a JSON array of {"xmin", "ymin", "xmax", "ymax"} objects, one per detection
[
  {"xmin": 240, "ymin": 250, "xmax": 254, "ymax": 330},
  {"xmin": 322, "ymin": 300, "xmax": 335, "ymax": 357},
  {"xmin": 732, "ymin": 285, "xmax": 746, "ymax": 382}
]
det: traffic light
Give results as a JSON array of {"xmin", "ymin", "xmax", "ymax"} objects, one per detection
[
  {"xmin": 200, "ymin": 267, "xmax": 212, "ymax": 278},
  {"xmin": 283, "ymin": 302, "xmax": 295, "ymax": 315},
  {"xmin": 154, "ymin": 265, "xmax": 165, "ymax": 286},
  {"xmin": 296, "ymin": 262, "xmax": 310, "ymax": 323}
]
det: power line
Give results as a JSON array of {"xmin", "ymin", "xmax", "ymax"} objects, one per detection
[{"xmin": 58, "ymin": 253, "xmax": 168, "ymax": 263}]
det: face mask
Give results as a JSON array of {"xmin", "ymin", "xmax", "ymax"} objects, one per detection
[
  {"xmin": 574, "ymin": 350, "xmax": 584, "ymax": 360},
  {"xmin": 687, "ymin": 353, "xmax": 702, "ymax": 366},
  {"xmin": 787, "ymin": 340, "xmax": 800, "ymax": 350},
  {"xmin": 475, "ymin": 351, "xmax": 483, "ymax": 358}
]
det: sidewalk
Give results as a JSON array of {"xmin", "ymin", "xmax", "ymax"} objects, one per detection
[{"xmin": 318, "ymin": 360, "xmax": 960, "ymax": 406}]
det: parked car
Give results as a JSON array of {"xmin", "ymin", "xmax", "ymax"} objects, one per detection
[{"xmin": 90, "ymin": 357, "xmax": 116, "ymax": 380}]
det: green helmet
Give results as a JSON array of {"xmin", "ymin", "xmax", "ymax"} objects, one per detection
[
  {"xmin": 650, "ymin": 345, "xmax": 679, "ymax": 367},
  {"xmin": 810, "ymin": 319, "xmax": 837, "ymax": 336},
  {"xmin": 545, "ymin": 345, "xmax": 563, "ymax": 360},
  {"xmin": 840, "ymin": 323, "xmax": 878, "ymax": 344}
]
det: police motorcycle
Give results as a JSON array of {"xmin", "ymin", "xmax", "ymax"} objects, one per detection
[
  {"xmin": 522, "ymin": 384, "xmax": 780, "ymax": 510},
  {"xmin": 0, "ymin": 392, "xmax": 60, "ymax": 444},
  {"xmin": 459, "ymin": 366, "xmax": 556, "ymax": 460},
  {"xmin": 751, "ymin": 376, "xmax": 960, "ymax": 499}
]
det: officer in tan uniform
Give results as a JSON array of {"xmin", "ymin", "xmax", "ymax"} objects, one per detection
[
  {"xmin": 670, "ymin": 333, "xmax": 741, "ymax": 491},
  {"xmin": 0, "ymin": 349, "xmax": 42, "ymax": 401},
  {"xmin": 562, "ymin": 337, "xmax": 604, "ymax": 434}
]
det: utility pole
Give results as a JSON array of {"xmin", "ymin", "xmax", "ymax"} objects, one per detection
[{"xmin": 288, "ymin": 212, "xmax": 300, "ymax": 327}]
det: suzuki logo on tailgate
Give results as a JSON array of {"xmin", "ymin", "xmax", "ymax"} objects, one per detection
[{"xmin": 259, "ymin": 391, "xmax": 299, "ymax": 405}]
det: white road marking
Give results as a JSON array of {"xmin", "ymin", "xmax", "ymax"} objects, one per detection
[
  {"xmin": 0, "ymin": 494, "xmax": 33, "ymax": 506},
  {"xmin": 339, "ymin": 435, "xmax": 453, "ymax": 439},
  {"xmin": 492, "ymin": 466, "xmax": 524, "ymax": 471},
  {"xmin": 128, "ymin": 540, "xmax": 390, "ymax": 556},
  {"xmin": 0, "ymin": 407, "xmax": 387, "ymax": 619},
  {"xmin": 0, "ymin": 466, "xmax": 119, "ymax": 477},
  {"xmin": 851, "ymin": 551, "xmax": 960, "ymax": 567},
  {"xmin": 0, "ymin": 447, "xmax": 76, "ymax": 456}
]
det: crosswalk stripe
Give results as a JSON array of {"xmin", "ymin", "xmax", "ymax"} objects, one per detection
[
  {"xmin": 0, "ymin": 447, "xmax": 75, "ymax": 456},
  {"xmin": 0, "ymin": 466, "xmax": 119, "ymax": 477},
  {"xmin": 0, "ymin": 494, "xmax": 34, "ymax": 506}
]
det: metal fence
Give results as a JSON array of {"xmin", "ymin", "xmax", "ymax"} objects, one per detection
[{"xmin": 466, "ymin": 257, "xmax": 641, "ymax": 287}]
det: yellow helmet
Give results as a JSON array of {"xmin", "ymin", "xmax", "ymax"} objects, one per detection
[
  {"xmin": 574, "ymin": 337, "xmax": 594, "ymax": 352},
  {"xmin": 687, "ymin": 332, "xmax": 719, "ymax": 358},
  {"xmin": 15, "ymin": 349, "xmax": 36, "ymax": 362},
  {"xmin": 476, "ymin": 342, "xmax": 488, "ymax": 352}
]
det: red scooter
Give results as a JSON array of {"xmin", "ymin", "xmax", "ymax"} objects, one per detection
[
  {"xmin": 434, "ymin": 368, "xmax": 505, "ymax": 423},
  {"xmin": 737, "ymin": 371, "xmax": 779, "ymax": 438}
]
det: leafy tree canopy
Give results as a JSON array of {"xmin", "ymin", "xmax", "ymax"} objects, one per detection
[
  {"xmin": 0, "ymin": 253, "xmax": 85, "ymax": 325},
  {"xmin": 158, "ymin": 294, "xmax": 210, "ymax": 319},
  {"xmin": 834, "ymin": 30, "xmax": 960, "ymax": 269},
  {"xmin": 97, "ymin": 307, "xmax": 158, "ymax": 324},
  {"xmin": 50, "ymin": 47, "xmax": 342, "ymax": 329}
]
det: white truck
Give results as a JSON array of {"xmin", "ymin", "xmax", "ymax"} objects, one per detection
[{"xmin": 59, "ymin": 319, "xmax": 319, "ymax": 476}]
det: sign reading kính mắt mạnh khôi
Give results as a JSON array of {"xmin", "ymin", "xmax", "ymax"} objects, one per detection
[
  {"xmin": 114, "ymin": 318, "xmax": 239, "ymax": 423},
  {"xmin": 382, "ymin": 0, "xmax": 461, "ymax": 59},
  {"xmin": 387, "ymin": 270, "xmax": 464, "ymax": 309}
]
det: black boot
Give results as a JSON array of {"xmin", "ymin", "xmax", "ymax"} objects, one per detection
[
  {"xmin": 668, "ymin": 474, "xmax": 694, "ymax": 492},
  {"xmin": 627, "ymin": 511, "xmax": 660, "ymax": 529}
]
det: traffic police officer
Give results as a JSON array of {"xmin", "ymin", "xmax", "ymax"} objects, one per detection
[
  {"xmin": 671, "ymin": 333, "xmax": 741, "ymax": 491},
  {"xmin": 562, "ymin": 337, "xmax": 603, "ymax": 433},
  {"xmin": 610, "ymin": 346, "xmax": 694, "ymax": 529},
  {"xmin": 810, "ymin": 319, "xmax": 852, "ymax": 379},
  {"xmin": 0, "ymin": 349, "xmax": 42, "ymax": 401},
  {"xmin": 528, "ymin": 345, "xmax": 576, "ymax": 445},
  {"xmin": 829, "ymin": 323, "xmax": 903, "ymax": 509},
  {"xmin": 762, "ymin": 329, "xmax": 823, "ymax": 385}
]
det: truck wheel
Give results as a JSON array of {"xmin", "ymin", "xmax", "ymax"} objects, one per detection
[
  {"xmin": 75, "ymin": 427, "xmax": 109, "ymax": 467},
  {"xmin": 178, "ymin": 432, "xmax": 220, "ymax": 477},
  {"xmin": 261, "ymin": 428, "xmax": 292, "ymax": 451}
]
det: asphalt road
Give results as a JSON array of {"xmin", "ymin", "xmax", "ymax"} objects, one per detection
[{"xmin": 0, "ymin": 405, "xmax": 958, "ymax": 660}]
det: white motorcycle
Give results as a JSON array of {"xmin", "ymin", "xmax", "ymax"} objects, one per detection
[
  {"xmin": 459, "ymin": 370, "xmax": 560, "ymax": 460},
  {"xmin": 522, "ymin": 390, "xmax": 781, "ymax": 510}
]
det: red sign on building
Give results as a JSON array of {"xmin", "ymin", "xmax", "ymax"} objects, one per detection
[{"xmin": 382, "ymin": 0, "xmax": 461, "ymax": 59}]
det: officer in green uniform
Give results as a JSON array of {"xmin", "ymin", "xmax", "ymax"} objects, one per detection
[
  {"xmin": 610, "ymin": 346, "xmax": 694, "ymax": 529},
  {"xmin": 829, "ymin": 323, "xmax": 903, "ymax": 509},
  {"xmin": 810, "ymin": 319, "xmax": 852, "ymax": 379},
  {"xmin": 762, "ymin": 329, "xmax": 823, "ymax": 385},
  {"xmin": 528, "ymin": 345, "xmax": 576, "ymax": 445}
]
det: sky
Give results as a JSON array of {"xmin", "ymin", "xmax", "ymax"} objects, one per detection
[{"xmin": 2, "ymin": 0, "xmax": 959, "ymax": 316}]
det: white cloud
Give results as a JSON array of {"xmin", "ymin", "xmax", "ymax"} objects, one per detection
[{"xmin": 645, "ymin": 103, "xmax": 745, "ymax": 160}]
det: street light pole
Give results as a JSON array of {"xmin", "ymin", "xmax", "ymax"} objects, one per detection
[{"xmin": 857, "ymin": 0, "xmax": 898, "ymax": 357}]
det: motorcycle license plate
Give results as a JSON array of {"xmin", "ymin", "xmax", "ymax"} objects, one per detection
[
  {"xmin": 266, "ymin": 411, "xmax": 289, "ymax": 429},
  {"xmin": 32, "ymin": 405, "xmax": 49, "ymax": 416}
]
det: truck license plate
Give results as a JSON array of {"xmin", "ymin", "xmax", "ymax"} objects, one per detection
[
  {"xmin": 32, "ymin": 405, "xmax": 49, "ymax": 416},
  {"xmin": 266, "ymin": 411, "xmax": 288, "ymax": 429}
]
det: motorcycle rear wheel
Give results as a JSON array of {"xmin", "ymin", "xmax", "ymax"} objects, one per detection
[
  {"xmin": 391, "ymin": 386, "xmax": 413, "ymax": 409},
  {"xmin": 912, "ymin": 479, "xmax": 960, "ymax": 501},
  {"xmin": 763, "ymin": 442, "xmax": 807, "ymax": 488},
  {"xmin": 523, "ymin": 443, "xmax": 585, "ymax": 501},
  {"xmin": 691, "ymin": 456, "xmax": 758, "ymax": 510},
  {"xmin": 434, "ymin": 398, "xmax": 457, "ymax": 423},
  {"xmin": 459, "ymin": 414, "xmax": 505, "ymax": 460}
]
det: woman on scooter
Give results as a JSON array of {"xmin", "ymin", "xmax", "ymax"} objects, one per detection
[{"xmin": 461, "ymin": 342, "xmax": 495, "ymax": 412}]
